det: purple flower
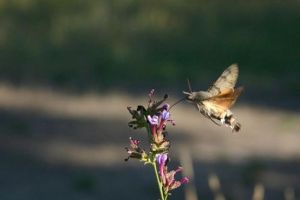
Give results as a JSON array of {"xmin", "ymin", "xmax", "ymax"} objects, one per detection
[
  {"xmin": 162, "ymin": 166, "xmax": 189, "ymax": 193},
  {"xmin": 147, "ymin": 109, "xmax": 172, "ymax": 146},
  {"xmin": 161, "ymin": 110, "xmax": 170, "ymax": 121},
  {"xmin": 156, "ymin": 154, "xmax": 189, "ymax": 194},
  {"xmin": 147, "ymin": 115, "xmax": 159, "ymax": 125},
  {"xmin": 156, "ymin": 153, "xmax": 168, "ymax": 166},
  {"xmin": 162, "ymin": 103, "xmax": 170, "ymax": 111},
  {"xmin": 180, "ymin": 177, "xmax": 189, "ymax": 184}
]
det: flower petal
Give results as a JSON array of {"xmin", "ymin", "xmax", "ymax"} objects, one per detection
[
  {"xmin": 147, "ymin": 115, "xmax": 159, "ymax": 125},
  {"xmin": 161, "ymin": 110, "xmax": 170, "ymax": 121},
  {"xmin": 156, "ymin": 153, "xmax": 168, "ymax": 166},
  {"xmin": 180, "ymin": 177, "xmax": 189, "ymax": 184},
  {"xmin": 162, "ymin": 103, "xmax": 170, "ymax": 110}
]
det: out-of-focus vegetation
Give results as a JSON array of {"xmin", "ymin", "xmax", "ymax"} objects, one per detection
[{"xmin": 0, "ymin": 0, "xmax": 299, "ymax": 95}]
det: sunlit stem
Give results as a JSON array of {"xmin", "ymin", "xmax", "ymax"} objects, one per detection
[
  {"xmin": 151, "ymin": 157, "xmax": 166, "ymax": 200},
  {"xmin": 146, "ymin": 123, "xmax": 165, "ymax": 200}
]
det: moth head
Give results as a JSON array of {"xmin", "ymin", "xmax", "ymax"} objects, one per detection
[{"xmin": 183, "ymin": 91, "xmax": 207, "ymax": 102}]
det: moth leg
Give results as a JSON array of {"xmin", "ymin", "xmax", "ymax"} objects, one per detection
[
  {"xmin": 198, "ymin": 103, "xmax": 221, "ymax": 126},
  {"xmin": 196, "ymin": 104, "xmax": 201, "ymax": 111},
  {"xmin": 207, "ymin": 115, "xmax": 221, "ymax": 126},
  {"xmin": 220, "ymin": 118, "xmax": 225, "ymax": 124},
  {"xmin": 220, "ymin": 110, "xmax": 233, "ymax": 125}
]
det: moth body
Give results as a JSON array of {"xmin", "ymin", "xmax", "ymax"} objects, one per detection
[{"xmin": 183, "ymin": 91, "xmax": 212, "ymax": 102}]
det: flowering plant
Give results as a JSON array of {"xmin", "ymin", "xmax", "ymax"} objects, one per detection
[{"xmin": 125, "ymin": 89, "xmax": 189, "ymax": 200}]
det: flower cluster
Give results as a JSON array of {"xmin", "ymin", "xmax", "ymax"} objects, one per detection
[
  {"xmin": 127, "ymin": 89, "xmax": 173, "ymax": 154},
  {"xmin": 125, "ymin": 89, "xmax": 188, "ymax": 200},
  {"xmin": 127, "ymin": 89, "xmax": 168, "ymax": 129},
  {"xmin": 157, "ymin": 154, "xmax": 189, "ymax": 195},
  {"xmin": 124, "ymin": 137, "xmax": 147, "ymax": 162},
  {"xmin": 147, "ymin": 105, "xmax": 174, "ymax": 152}
]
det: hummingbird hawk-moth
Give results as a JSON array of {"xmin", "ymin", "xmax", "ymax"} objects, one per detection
[{"xmin": 183, "ymin": 64, "xmax": 243, "ymax": 132}]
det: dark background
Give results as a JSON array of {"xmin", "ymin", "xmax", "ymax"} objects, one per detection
[
  {"xmin": 1, "ymin": 0, "xmax": 299, "ymax": 99},
  {"xmin": 0, "ymin": 1, "xmax": 300, "ymax": 200}
]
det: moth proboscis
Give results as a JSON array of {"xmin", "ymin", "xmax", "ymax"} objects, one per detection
[{"xmin": 183, "ymin": 64, "xmax": 243, "ymax": 132}]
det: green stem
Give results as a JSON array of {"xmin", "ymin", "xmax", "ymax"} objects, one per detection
[
  {"xmin": 165, "ymin": 194, "xmax": 169, "ymax": 200},
  {"xmin": 146, "ymin": 121, "xmax": 166, "ymax": 199},
  {"xmin": 152, "ymin": 159, "xmax": 165, "ymax": 200}
]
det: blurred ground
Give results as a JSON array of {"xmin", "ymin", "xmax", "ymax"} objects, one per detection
[{"xmin": 0, "ymin": 84, "xmax": 299, "ymax": 200}]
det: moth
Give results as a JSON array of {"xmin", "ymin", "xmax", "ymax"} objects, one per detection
[{"xmin": 183, "ymin": 64, "xmax": 243, "ymax": 132}]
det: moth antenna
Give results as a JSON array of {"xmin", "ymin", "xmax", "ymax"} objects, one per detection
[
  {"xmin": 168, "ymin": 97, "xmax": 186, "ymax": 111},
  {"xmin": 187, "ymin": 78, "xmax": 192, "ymax": 92}
]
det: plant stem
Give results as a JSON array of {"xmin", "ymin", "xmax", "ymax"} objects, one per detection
[
  {"xmin": 165, "ymin": 194, "xmax": 169, "ymax": 200},
  {"xmin": 152, "ymin": 160, "xmax": 165, "ymax": 200}
]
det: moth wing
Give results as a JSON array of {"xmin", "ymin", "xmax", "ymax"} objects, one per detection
[
  {"xmin": 207, "ymin": 87, "xmax": 243, "ymax": 110},
  {"xmin": 202, "ymin": 100, "xmax": 228, "ymax": 115},
  {"xmin": 208, "ymin": 64, "xmax": 239, "ymax": 96}
]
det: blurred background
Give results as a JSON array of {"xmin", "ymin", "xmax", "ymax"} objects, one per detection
[{"xmin": 0, "ymin": 0, "xmax": 299, "ymax": 199}]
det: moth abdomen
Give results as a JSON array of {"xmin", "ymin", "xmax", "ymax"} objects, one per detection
[
  {"xmin": 233, "ymin": 122, "xmax": 241, "ymax": 132},
  {"xmin": 224, "ymin": 113, "xmax": 241, "ymax": 132}
]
